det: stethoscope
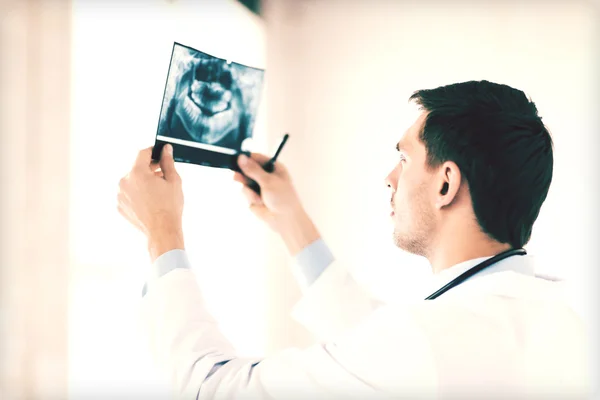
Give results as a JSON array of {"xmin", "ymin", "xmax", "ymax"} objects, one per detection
[{"xmin": 425, "ymin": 248, "xmax": 527, "ymax": 300}]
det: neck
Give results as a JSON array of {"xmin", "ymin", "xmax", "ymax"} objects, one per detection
[{"xmin": 427, "ymin": 232, "xmax": 512, "ymax": 274}]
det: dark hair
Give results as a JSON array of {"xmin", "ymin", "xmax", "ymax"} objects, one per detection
[{"xmin": 409, "ymin": 80, "xmax": 553, "ymax": 248}]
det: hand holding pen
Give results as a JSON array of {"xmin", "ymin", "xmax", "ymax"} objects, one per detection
[
  {"xmin": 234, "ymin": 134, "xmax": 318, "ymax": 250},
  {"xmin": 241, "ymin": 133, "xmax": 290, "ymax": 195}
]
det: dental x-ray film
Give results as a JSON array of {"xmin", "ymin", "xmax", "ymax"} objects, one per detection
[{"xmin": 152, "ymin": 42, "xmax": 265, "ymax": 171}]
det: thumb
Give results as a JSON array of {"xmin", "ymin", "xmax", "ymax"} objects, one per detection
[
  {"xmin": 160, "ymin": 144, "xmax": 179, "ymax": 181},
  {"xmin": 248, "ymin": 203, "xmax": 271, "ymax": 221},
  {"xmin": 238, "ymin": 154, "xmax": 270, "ymax": 185}
]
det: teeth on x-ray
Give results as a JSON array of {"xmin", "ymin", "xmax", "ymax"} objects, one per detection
[{"xmin": 157, "ymin": 43, "xmax": 264, "ymax": 151}]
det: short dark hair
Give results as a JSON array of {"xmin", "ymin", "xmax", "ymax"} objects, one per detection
[{"xmin": 409, "ymin": 80, "xmax": 553, "ymax": 248}]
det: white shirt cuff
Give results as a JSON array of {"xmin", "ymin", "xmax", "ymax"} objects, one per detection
[
  {"xmin": 292, "ymin": 238, "xmax": 335, "ymax": 288},
  {"xmin": 142, "ymin": 249, "xmax": 191, "ymax": 296}
]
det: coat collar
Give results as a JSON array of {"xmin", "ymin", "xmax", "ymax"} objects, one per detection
[{"xmin": 425, "ymin": 254, "xmax": 565, "ymax": 300}]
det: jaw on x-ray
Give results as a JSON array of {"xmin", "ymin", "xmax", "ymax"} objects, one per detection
[{"xmin": 153, "ymin": 43, "xmax": 265, "ymax": 171}]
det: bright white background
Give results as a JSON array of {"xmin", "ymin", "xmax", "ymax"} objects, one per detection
[{"xmin": 68, "ymin": 0, "xmax": 268, "ymax": 397}]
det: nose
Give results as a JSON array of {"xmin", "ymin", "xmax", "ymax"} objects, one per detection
[{"xmin": 385, "ymin": 169, "xmax": 397, "ymax": 192}]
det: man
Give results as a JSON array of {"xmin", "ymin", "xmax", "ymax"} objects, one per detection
[{"xmin": 118, "ymin": 80, "xmax": 589, "ymax": 399}]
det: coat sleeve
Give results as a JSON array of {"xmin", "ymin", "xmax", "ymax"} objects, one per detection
[
  {"xmin": 290, "ymin": 259, "xmax": 383, "ymax": 342},
  {"xmin": 139, "ymin": 268, "xmax": 400, "ymax": 400}
]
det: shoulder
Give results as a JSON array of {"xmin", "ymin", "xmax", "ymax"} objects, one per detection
[{"xmin": 340, "ymin": 272, "xmax": 582, "ymax": 347}]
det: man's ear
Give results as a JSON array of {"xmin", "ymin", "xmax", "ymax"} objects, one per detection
[{"xmin": 435, "ymin": 161, "xmax": 461, "ymax": 209}]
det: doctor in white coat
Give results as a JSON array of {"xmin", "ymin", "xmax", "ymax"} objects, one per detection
[{"xmin": 117, "ymin": 80, "xmax": 590, "ymax": 399}]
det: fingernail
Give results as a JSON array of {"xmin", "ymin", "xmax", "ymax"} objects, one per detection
[
  {"xmin": 238, "ymin": 155, "xmax": 247, "ymax": 165},
  {"xmin": 165, "ymin": 144, "xmax": 173, "ymax": 155}
]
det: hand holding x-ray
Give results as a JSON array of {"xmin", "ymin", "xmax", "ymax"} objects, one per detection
[{"xmin": 233, "ymin": 153, "xmax": 321, "ymax": 255}]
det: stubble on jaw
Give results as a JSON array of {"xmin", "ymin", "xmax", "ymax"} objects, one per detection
[{"xmin": 392, "ymin": 184, "xmax": 435, "ymax": 258}]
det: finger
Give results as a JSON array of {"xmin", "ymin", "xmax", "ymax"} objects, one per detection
[
  {"xmin": 150, "ymin": 162, "xmax": 161, "ymax": 172},
  {"xmin": 117, "ymin": 202, "xmax": 133, "ymax": 225},
  {"xmin": 159, "ymin": 144, "xmax": 180, "ymax": 182},
  {"xmin": 117, "ymin": 194, "xmax": 143, "ymax": 230},
  {"xmin": 241, "ymin": 185, "xmax": 263, "ymax": 205},
  {"xmin": 117, "ymin": 183, "xmax": 130, "ymax": 202},
  {"xmin": 150, "ymin": 162, "xmax": 163, "ymax": 177},
  {"xmin": 249, "ymin": 152, "xmax": 271, "ymax": 164},
  {"xmin": 117, "ymin": 203, "xmax": 131, "ymax": 221},
  {"xmin": 117, "ymin": 203, "xmax": 127, "ymax": 220},
  {"xmin": 118, "ymin": 204, "xmax": 142, "ymax": 232},
  {"xmin": 134, "ymin": 147, "xmax": 154, "ymax": 171},
  {"xmin": 248, "ymin": 203, "xmax": 270, "ymax": 220},
  {"xmin": 118, "ymin": 175, "xmax": 137, "ymax": 202},
  {"xmin": 233, "ymin": 172, "xmax": 249, "ymax": 185},
  {"xmin": 237, "ymin": 154, "xmax": 271, "ymax": 186},
  {"xmin": 117, "ymin": 192, "xmax": 134, "ymax": 217},
  {"xmin": 250, "ymin": 152, "xmax": 286, "ymax": 175}
]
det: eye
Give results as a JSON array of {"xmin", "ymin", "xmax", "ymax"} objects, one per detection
[{"xmin": 398, "ymin": 153, "xmax": 407, "ymax": 162}]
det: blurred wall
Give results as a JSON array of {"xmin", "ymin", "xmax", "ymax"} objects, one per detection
[
  {"xmin": 262, "ymin": 0, "xmax": 599, "ymax": 357},
  {"xmin": 0, "ymin": 0, "xmax": 71, "ymax": 398}
]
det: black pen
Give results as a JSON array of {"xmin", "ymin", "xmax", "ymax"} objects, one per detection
[
  {"xmin": 263, "ymin": 133, "xmax": 289, "ymax": 173},
  {"xmin": 248, "ymin": 133, "xmax": 290, "ymax": 194}
]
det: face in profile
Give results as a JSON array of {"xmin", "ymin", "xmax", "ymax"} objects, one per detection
[
  {"xmin": 168, "ymin": 54, "xmax": 244, "ymax": 147},
  {"xmin": 385, "ymin": 112, "xmax": 438, "ymax": 256}
]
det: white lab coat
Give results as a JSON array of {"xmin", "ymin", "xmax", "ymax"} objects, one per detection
[{"xmin": 140, "ymin": 254, "xmax": 590, "ymax": 400}]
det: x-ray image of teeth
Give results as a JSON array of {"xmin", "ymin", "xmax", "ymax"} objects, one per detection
[{"xmin": 156, "ymin": 43, "xmax": 264, "ymax": 151}]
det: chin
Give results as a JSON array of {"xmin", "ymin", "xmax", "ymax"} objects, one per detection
[{"xmin": 393, "ymin": 230, "xmax": 425, "ymax": 256}]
